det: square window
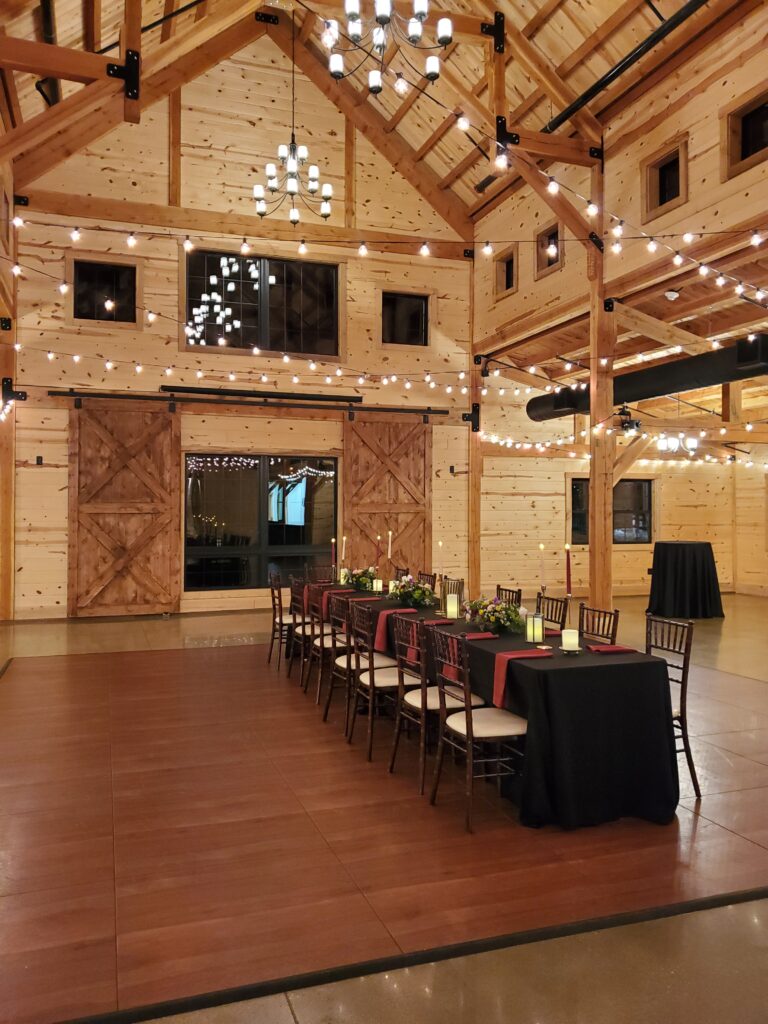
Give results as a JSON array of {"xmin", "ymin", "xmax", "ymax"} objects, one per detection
[
  {"xmin": 721, "ymin": 86, "xmax": 768, "ymax": 180},
  {"xmin": 494, "ymin": 243, "xmax": 518, "ymax": 298},
  {"xmin": 571, "ymin": 478, "xmax": 653, "ymax": 545},
  {"xmin": 641, "ymin": 137, "xmax": 688, "ymax": 223},
  {"xmin": 382, "ymin": 291, "xmax": 429, "ymax": 346},
  {"xmin": 535, "ymin": 222, "xmax": 564, "ymax": 280},
  {"xmin": 72, "ymin": 259, "xmax": 138, "ymax": 323}
]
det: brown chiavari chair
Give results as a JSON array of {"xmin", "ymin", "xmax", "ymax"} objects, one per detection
[
  {"xmin": 393, "ymin": 565, "xmax": 409, "ymax": 580},
  {"xmin": 347, "ymin": 602, "xmax": 400, "ymax": 761},
  {"xmin": 536, "ymin": 593, "xmax": 569, "ymax": 631},
  {"xmin": 646, "ymin": 615, "xmax": 700, "ymax": 799},
  {"xmin": 496, "ymin": 585, "xmax": 522, "ymax": 606},
  {"xmin": 323, "ymin": 593, "xmax": 353, "ymax": 727},
  {"xmin": 286, "ymin": 577, "xmax": 307, "ymax": 678},
  {"xmin": 429, "ymin": 629, "xmax": 526, "ymax": 833},
  {"xmin": 267, "ymin": 571, "xmax": 289, "ymax": 670},
  {"xmin": 418, "ymin": 571, "xmax": 437, "ymax": 589},
  {"xmin": 309, "ymin": 563, "xmax": 336, "ymax": 583},
  {"xmin": 303, "ymin": 584, "xmax": 344, "ymax": 699},
  {"xmin": 441, "ymin": 576, "xmax": 465, "ymax": 607},
  {"xmin": 578, "ymin": 603, "xmax": 620, "ymax": 645},
  {"xmin": 389, "ymin": 618, "xmax": 481, "ymax": 794}
]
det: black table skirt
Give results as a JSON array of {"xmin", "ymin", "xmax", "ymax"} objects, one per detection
[
  {"xmin": 375, "ymin": 601, "xmax": 680, "ymax": 830},
  {"xmin": 648, "ymin": 541, "xmax": 724, "ymax": 618}
]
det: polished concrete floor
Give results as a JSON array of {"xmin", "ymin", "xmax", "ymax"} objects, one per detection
[{"xmin": 146, "ymin": 899, "xmax": 768, "ymax": 1024}]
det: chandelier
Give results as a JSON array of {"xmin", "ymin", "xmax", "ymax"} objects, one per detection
[
  {"xmin": 324, "ymin": 0, "xmax": 453, "ymax": 94},
  {"xmin": 253, "ymin": 14, "xmax": 333, "ymax": 223}
]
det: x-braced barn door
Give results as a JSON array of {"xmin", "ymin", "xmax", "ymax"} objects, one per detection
[
  {"xmin": 68, "ymin": 405, "xmax": 181, "ymax": 617},
  {"xmin": 343, "ymin": 418, "xmax": 432, "ymax": 576}
]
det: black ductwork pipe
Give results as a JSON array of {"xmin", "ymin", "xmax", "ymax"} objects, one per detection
[
  {"xmin": 526, "ymin": 334, "xmax": 768, "ymax": 421},
  {"xmin": 542, "ymin": 0, "xmax": 710, "ymax": 134}
]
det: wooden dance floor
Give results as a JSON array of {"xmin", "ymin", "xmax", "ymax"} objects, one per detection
[{"xmin": 2, "ymin": 645, "xmax": 768, "ymax": 1023}]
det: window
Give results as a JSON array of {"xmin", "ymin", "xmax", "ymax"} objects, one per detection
[
  {"xmin": 382, "ymin": 291, "xmax": 429, "ymax": 346},
  {"xmin": 642, "ymin": 138, "xmax": 688, "ymax": 222},
  {"xmin": 185, "ymin": 249, "xmax": 339, "ymax": 355},
  {"xmin": 721, "ymin": 86, "xmax": 768, "ymax": 180},
  {"xmin": 494, "ymin": 243, "xmax": 518, "ymax": 298},
  {"xmin": 571, "ymin": 478, "xmax": 653, "ymax": 545},
  {"xmin": 71, "ymin": 257, "xmax": 139, "ymax": 324},
  {"xmin": 184, "ymin": 453, "xmax": 337, "ymax": 590},
  {"xmin": 535, "ymin": 221, "xmax": 564, "ymax": 280}
]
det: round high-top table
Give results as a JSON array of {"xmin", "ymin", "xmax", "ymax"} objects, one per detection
[{"xmin": 647, "ymin": 541, "xmax": 724, "ymax": 619}]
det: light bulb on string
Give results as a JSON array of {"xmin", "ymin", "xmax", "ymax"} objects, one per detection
[
  {"xmin": 494, "ymin": 150, "xmax": 508, "ymax": 170},
  {"xmin": 546, "ymin": 177, "xmax": 559, "ymax": 194},
  {"xmin": 611, "ymin": 220, "xmax": 624, "ymax": 238},
  {"xmin": 183, "ymin": 236, "xmax": 194, "ymax": 253},
  {"xmin": 240, "ymin": 239, "xmax": 250, "ymax": 256},
  {"xmin": 673, "ymin": 252, "xmax": 684, "ymax": 266},
  {"xmin": 47, "ymin": 351, "xmax": 55, "ymax": 361},
  {"xmin": 105, "ymin": 360, "xmax": 114, "ymax": 371},
  {"xmin": 11, "ymin": 264, "xmax": 21, "ymax": 277},
  {"xmin": 419, "ymin": 242, "xmax": 430, "ymax": 257},
  {"xmin": 751, "ymin": 231, "xmax": 762, "ymax": 247},
  {"xmin": 335, "ymin": 367, "xmax": 342, "ymax": 377},
  {"xmin": 358, "ymin": 242, "xmax": 368, "ymax": 256},
  {"xmin": 611, "ymin": 241, "xmax": 623, "ymax": 255},
  {"xmin": 282, "ymin": 353, "xmax": 290, "ymax": 363},
  {"xmin": 11, "ymin": 215, "xmax": 24, "ymax": 228},
  {"xmin": 393, "ymin": 73, "xmax": 409, "ymax": 97},
  {"xmin": 457, "ymin": 115, "xmax": 470, "ymax": 131},
  {"xmin": 716, "ymin": 274, "xmax": 726, "ymax": 287},
  {"xmin": 309, "ymin": 361, "xmax": 317, "ymax": 371},
  {"xmin": 586, "ymin": 201, "xmax": 599, "ymax": 218},
  {"xmin": 292, "ymin": 375, "xmax": 299, "ymax": 384},
  {"xmin": 325, "ymin": 375, "xmax": 332, "ymax": 385},
  {"xmin": 164, "ymin": 367, "xmax": 173, "ymax": 377},
  {"xmin": 404, "ymin": 379, "xmax": 412, "ymax": 389},
  {"xmin": 70, "ymin": 227, "xmax": 81, "ymax": 242},
  {"xmin": 482, "ymin": 241, "xmax": 493, "ymax": 256},
  {"xmin": 126, "ymin": 233, "xmax": 137, "ymax": 248},
  {"xmin": 261, "ymin": 373, "xmax": 268, "ymax": 383},
  {"xmin": 682, "ymin": 231, "xmax": 695, "ymax": 244},
  {"xmin": 298, "ymin": 240, "xmax": 308, "ymax": 255},
  {"xmin": 146, "ymin": 310, "xmax": 157, "ymax": 323},
  {"xmin": 135, "ymin": 364, "xmax": 143, "ymax": 374},
  {"xmin": 646, "ymin": 238, "xmax": 658, "ymax": 253},
  {"xmin": 698, "ymin": 264, "xmax": 710, "ymax": 276},
  {"xmin": 228, "ymin": 371, "xmax": 236, "ymax": 382}
]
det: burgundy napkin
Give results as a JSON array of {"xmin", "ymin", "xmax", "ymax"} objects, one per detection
[
  {"xmin": 586, "ymin": 644, "xmax": 637, "ymax": 654},
  {"xmin": 545, "ymin": 628, "xmax": 561, "ymax": 637},
  {"xmin": 465, "ymin": 632, "xmax": 496, "ymax": 641},
  {"xmin": 493, "ymin": 648, "xmax": 553, "ymax": 707},
  {"xmin": 375, "ymin": 607, "xmax": 417, "ymax": 653}
]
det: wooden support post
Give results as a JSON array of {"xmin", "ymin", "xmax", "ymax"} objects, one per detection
[
  {"xmin": 587, "ymin": 162, "xmax": 615, "ymax": 609},
  {"xmin": 468, "ymin": 362, "xmax": 482, "ymax": 599},
  {"xmin": 0, "ymin": 336, "xmax": 15, "ymax": 621},
  {"xmin": 168, "ymin": 88, "xmax": 181, "ymax": 205},
  {"xmin": 84, "ymin": 0, "xmax": 102, "ymax": 52},
  {"xmin": 722, "ymin": 381, "xmax": 742, "ymax": 423},
  {"xmin": 344, "ymin": 118, "xmax": 355, "ymax": 229}
]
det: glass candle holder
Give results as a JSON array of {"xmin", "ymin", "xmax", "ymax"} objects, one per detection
[
  {"xmin": 562, "ymin": 628, "xmax": 580, "ymax": 651},
  {"xmin": 446, "ymin": 593, "xmax": 460, "ymax": 619}
]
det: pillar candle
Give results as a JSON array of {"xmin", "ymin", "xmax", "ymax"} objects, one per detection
[
  {"xmin": 376, "ymin": 534, "xmax": 382, "ymax": 564},
  {"xmin": 565, "ymin": 543, "xmax": 572, "ymax": 595},
  {"xmin": 533, "ymin": 613, "xmax": 544, "ymax": 643},
  {"xmin": 341, "ymin": 535, "xmax": 347, "ymax": 562},
  {"xmin": 387, "ymin": 530, "xmax": 392, "ymax": 559},
  {"xmin": 373, "ymin": 578, "xmax": 383, "ymax": 593},
  {"xmin": 388, "ymin": 580, "xmax": 396, "ymax": 594},
  {"xmin": 331, "ymin": 537, "xmax": 336, "ymax": 566},
  {"xmin": 539, "ymin": 542, "xmax": 546, "ymax": 589},
  {"xmin": 446, "ymin": 593, "xmax": 459, "ymax": 619},
  {"xmin": 562, "ymin": 628, "xmax": 579, "ymax": 651}
]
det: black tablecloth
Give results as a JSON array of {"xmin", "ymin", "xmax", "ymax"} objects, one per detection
[
  {"xmin": 372, "ymin": 601, "xmax": 679, "ymax": 830},
  {"xmin": 647, "ymin": 541, "xmax": 724, "ymax": 618}
]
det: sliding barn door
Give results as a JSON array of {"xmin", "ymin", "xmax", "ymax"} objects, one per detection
[
  {"xmin": 343, "ymin": 418, "xmax": 432, "ymax": 576},
  {"xmin": 68, "ymin": 405, "xmax": 181, "ymax": 617}
]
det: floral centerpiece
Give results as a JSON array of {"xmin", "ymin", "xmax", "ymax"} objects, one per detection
[
  {"xmin": 463, "ymin": 596, "xmax": 525, "ymax": 634},
  {"xmin": 390, "ymin": 574, "xmax": 436, "ymax": 608},
  {"xmin": 349, "ymin": 567, "xmax": 376, "ymax": 591}
]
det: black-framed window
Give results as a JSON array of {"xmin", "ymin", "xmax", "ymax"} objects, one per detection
[
  {"xmin": 184, "ymin": 453, "xmax": 337, "ymax": 590},
  {"xmin": 73, "ymin": 259, "xmax": 137, "ymax": 322},
  {"xmin": 382, "ymin": 291, "xmax": 429, "ymax": 346},
  {"xmin": 571, "ymin": 478, "xmax": 653, "ymax": 545},
  {"xmin": 185, "ymin": 249, "xmax": 338, "ymax": 355},
  {"xmin": 657, "ymin": 152, "xmax": 681, "ymax": 205},
  {"xmin": 741, "ymin": 99, "xmax": 768, "ymax": 161}
]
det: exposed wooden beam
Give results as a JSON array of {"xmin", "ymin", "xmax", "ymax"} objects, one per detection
[
  {"xmin": 614, "ymin": 301, "xmax": 710, "ymax": 355},
  {"xmin": 0, "ymin": 31, "xmax": 22, "ymax": 130},
  {"xmin": 722, "ymin": 381, "xmax": 743, "ymax": 423},
  {"xmin": 482, "ymin": 443, "xmax": 590, "ymax": 460},
  {"xmin": 508, "ymin": 150, "xmax": 593, "ymax": 251},
  {"xmin": 613, "ymin": 435, "xmax": 655, "ymax": 485},
  {"xmin": 0, "ymin": 35, "xmax": 111, "ymax": 82},
  {"xmin": 0, "ymin": 339, "xmax": 15, "ymax": 620},
  {"xmin": 412, "ymin": 110, "xmax": 457, "ymax": 163},
  {"xmin": 160, "ymin": 0, "xmax": 177, "ymax": 42},
  {"xmin": 23, "ymin": 189, "xmax": 471, "ymax": 259},
  {"xmin": 267, "ymin": 15, "xmax": 472, "ymax": 240},
  {"xmin": 505, "ymin": 127, "xmax": 600, "ymax": 167},
  {"xmin": 84, "ymin": 0, "xmax": 102, "ymax": 52},
  {"xmin": 344, "ymin": 117, "xmax": 355, "ymax": 229},
  {"xmin": 120, "ymin": 0, "xmax": 142, "ymax": 125},
  {"xmin": 168, "ymin": 88, "xmax": 181, "ymax": 205}
]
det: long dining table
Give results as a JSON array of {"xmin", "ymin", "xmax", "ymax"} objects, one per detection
[{"xmin": 315, "ymin": 588, "xmax": 680, "ymax": 830}]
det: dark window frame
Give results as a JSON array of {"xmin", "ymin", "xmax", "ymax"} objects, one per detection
[
  {"xmin": 183, "ymin": 248, "xmax": 340, "ymax": 357},
  {"xmin": 534, "ymin": 221, "xmax": 565, "ymax": 280},
  {"xmin": 641, "ymin": 136, "xmax": 688, "ymax": 224},
  {"xmin": 381, "ymin": 289, "xmax": 430, "ymax": 347},
  {"xmin": 494, "ymin": 242, "xmax": 519, "ymax": 298},
  {"xmin": 721, "ymin": 84, "xmax": 768, "ymax": 181},
  {"xmin": 184, "ymin": 452, "xmax": 338, "ymax": 591},
  {"xmin": 64, "ymin": 250, "xmax": 143, "ymax": 330},
  {"xmin": 571, "ymin": 477, "xmax": 654, "ymax": 546}
]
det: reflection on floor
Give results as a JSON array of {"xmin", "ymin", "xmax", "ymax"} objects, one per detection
[
  {"xmin": 146, "ymin": 899, "xmax": 768, "ymax": 1024},
  {"xmin": 1, "ymin": 596, "xmax": 768, "ymax": 1022}
]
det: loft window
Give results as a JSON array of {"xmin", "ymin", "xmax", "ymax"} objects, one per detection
[
  {"xmin": 535, "ymin": 222, "xmax": 564, "ymax": 280},
  {"xmin": 184, "ymin": 453, "xmax": 337, "ymax": 590},
  {"xmin": 721, "ymin": 86, "xmax": 768, "ymax": 180},
  {"xmin": 642, "ymin": 138, "xmax": 688, "ymax": 222},
  {"xmin": 185, "ymin": 249, "xmax": 339, "ymax": 355},
  {"xmin": 382, "ymin": 291, "xmax": 429, "ymax": 346},
  {"xmin": 571, "ymin": 478, "xmax": 653, "ymax": 546},
  {"xmin": 72, "ymin": 258, "xmax": 138, "ymax": 323},
  {"xmin": 494, "ymin": 243, "xmax": 518, "ymax": 297}
]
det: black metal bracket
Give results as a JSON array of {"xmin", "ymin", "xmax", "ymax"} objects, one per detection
[
  {"xmin": 462, "ymin": 403, "xmax": 481, "ymax": 433},
  {"xmin": 106, "ymin": 49, "xmax": 140, "ymax": 101},
  {"xmin": 13, "ymin": 194, "xmax": 28, "ymax": 207},
  {"xmin": 0, "ymin": 318, "xmax": 11, "ymax": 331},
  {"xmin": 604, "ymin": 298, "xmax": 615, "ymax": 312},
  {"xmin": 589, "ymin": 145, "xmax": 603, "ymax": 160},
  {"xmin": 348, "ymin": 407, "xmax": 355, "ymax": 421},
  {"xmin": 74, "ymin": 397, "xmax": 82, "ymax": 409},
  {"xmin": 481, "ymin": 11, "xmax": 505, "ymax": 53},
  {"xmin": 496, "ymin": 115, "xmax": 511, "ymax": 149},
  {"xmin": 473, "ymin": 355, "xmax": 483, "ymax": 366},
  {"xmin": 589, "ymin": 231, "xmax": 605, "ymax": 253},
  {"xmin": 463, "ymin": 248, "xmax": 475, "ymax": 260},
  {"xmin": 2, "ymin": 377, "xmax": 28, "ymax": 405},
  {"xmin": 255, "ymin": 10, "xmax": 279, "ymax": 24},
  {"xmin": 422, "ymin": 414, "xmax": 429, "ymax": 424}
]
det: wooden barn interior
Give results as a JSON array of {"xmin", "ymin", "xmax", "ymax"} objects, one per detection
[{"xmin": 0, "ymin": 0, "xmax": 767, "ymax": 1021}]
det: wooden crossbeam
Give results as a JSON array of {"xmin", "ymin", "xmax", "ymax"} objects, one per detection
[
  {"xmin": 267, "ymin": 15, "xmax": 472, "ymax": 240},
  {"xmin": 168, "ymin": 88, "xmax": 181, "ymax": 205},
  {"xmin": 613, "ymin": 436, "xmax": 655, "ymax": 484},
  {"xmin": 506, "ymin": 126, "xmax": 600, "ymax": 167},
  {"xmin": 508, "ymin": 150, "xmax": 593, "ymax": 251},
  {"xmin": 344, "ymin": 118, "xmax": 355, "ymax": 229},
  {"xmin": 722, "ymin": 381, "xmax": 743, "ymax": 423},
  {"xmin": 481, "ymin": 443, "xmax": 590, "ymax": 460},
  {"xmin": 23, "ymin": 188, "xmax": 471, "ymax": 259},
  {"xmin": 614, "ymin": 301, "xmax": 711, "ymax": 355},
  {"xmin": 0, "ymin": 35, "xmax": 111, "ymax": 82}
]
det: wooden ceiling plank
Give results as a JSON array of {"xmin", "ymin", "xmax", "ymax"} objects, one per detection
[
  {"xmin": 412, "ymin": 109, "xmax": 457, "ymax": 163},
  {"xmin": 267, "ymin": 15, "xmax": 472, "ymax": 240},
  {"xmin": 0, "ymin": 35, "xmax": 111, "ymax": 82}
]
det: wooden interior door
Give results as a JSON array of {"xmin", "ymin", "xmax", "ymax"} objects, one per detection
[
  {"xmin": 68, "ymin": 405, "xmax": 181, "ymax": 617},
  {"xmin": 343, "ymin": 418, "xmax": 432, "ymax": 577}
]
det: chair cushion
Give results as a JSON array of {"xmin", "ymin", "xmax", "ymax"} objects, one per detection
[
  {"xmin": 294, "ymin": 623, "xmax": 331, "ymax": 636},
  {"xmin": 403, "ymin": 686, "xmax": 484, "ymax": 712},
  {"xmin": 313, "ymin": 633, "xmax": 349, "ymax": 649},
  {"xmin": 337, "ymin": 652, "xmax": 396, "ymax": 670},
  {"xmin": 446, "ymin": 707, "xmax": 528, "ymax": 739},
  {"xmin": 358, "ymin": 666, "xmax": 421, "ymax": 689}
]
